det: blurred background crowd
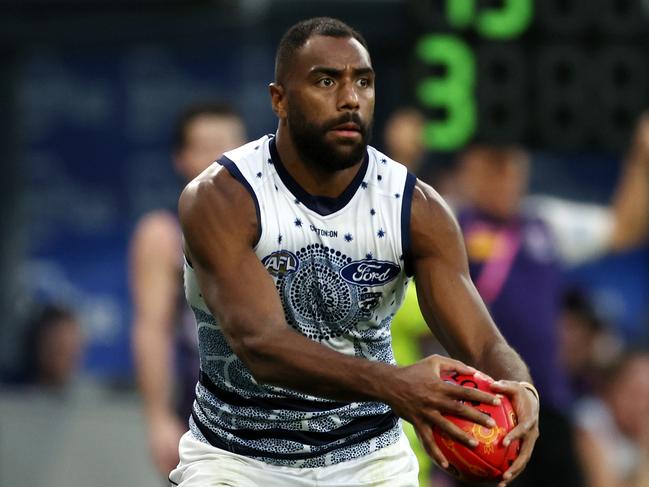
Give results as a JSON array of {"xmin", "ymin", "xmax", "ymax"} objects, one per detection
[{"xmin": 1, "ymin": 1, "xmax": 648, "ymax": 486}]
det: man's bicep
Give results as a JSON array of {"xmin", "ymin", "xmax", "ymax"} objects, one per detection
[
  {"xmin": 410, "ymin": 182, "xmax": 503, "ymax": 363},
  {"xmin": 179, "ymin": 167, "xmax": 255, "ymax": 271},
  {"xmin": 130, "ymin": 213, "xmax": 181, "ymax": 330},
  {"xmin": 178, "ymin": 169, "xmax": 287, "ymax": 346},
  {"xmin": 191, "ymin": 247, "xmax": 288, "ymax": 343}
]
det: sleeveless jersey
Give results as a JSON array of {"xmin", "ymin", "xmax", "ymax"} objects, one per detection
[
  {"xmin": 184, "ymin": 134, "xmax": 417, "ymax": 468},
  {"xmin": 175, "ymin": 256, "xmax": 200, "ymax": 421}
]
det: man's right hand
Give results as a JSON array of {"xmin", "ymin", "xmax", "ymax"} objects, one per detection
[
  {"xmin": 148, "ymin": 412, "xmax": 185, "ymax": 476},
  {"xmin": 385, "ymin": 354, "xmax": 500, "ymax": 469}
]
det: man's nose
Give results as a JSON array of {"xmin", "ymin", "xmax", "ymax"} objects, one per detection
[{"xmin": 337, "ymin": 81, "xmax": 360, "ymax": 111}]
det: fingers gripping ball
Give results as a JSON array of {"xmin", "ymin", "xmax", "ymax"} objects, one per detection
[{"xmin": 433, "ymin": 372, "xmax": 520, "ymax": 483}]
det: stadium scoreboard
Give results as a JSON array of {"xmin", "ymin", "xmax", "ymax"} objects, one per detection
[{"xmin": 411, "ymin": 0, "xmax": 649, "ymax": 151}]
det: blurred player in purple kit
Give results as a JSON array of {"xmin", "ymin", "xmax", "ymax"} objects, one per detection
[
  {"xmin": 130, "ymin": 102, "xmax": 246, "ymax": 476},
  {"xmin": 449, "ymin": 115, "xmax": 649, "ymax": 486}
]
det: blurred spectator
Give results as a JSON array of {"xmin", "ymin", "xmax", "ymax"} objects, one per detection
[
  {"xmin": 383, "ymin": 107, "xmax": 426, "ymax": 173},
  {"xmin": 445, "ymin": 113, "xmax": 649, "ymax": 487},
  {"xmin": 575, "ymin": 351, "xmax": 649, "ymax": 487},
  {"xmin": 129, "ymin": 101, "xmax": 246, "ymax": 477},
  {"xmin": 558, "ymin": 288, "xmax": 623, "ymax": 400},
  {"xmin": 6, "ymin": 304, "xmax": 84, "ymax": 393}
]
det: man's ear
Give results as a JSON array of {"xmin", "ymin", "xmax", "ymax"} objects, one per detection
[{"xmin": 269, "ymin": 82, "xmax": 287, "ymax": 119}]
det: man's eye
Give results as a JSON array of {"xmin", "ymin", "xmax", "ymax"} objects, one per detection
[
  {"xmin": 318, "ymin": 78, "xmax": 334, "ymax": 87},
  {"xmin": 358, "ymin": 78, "xmax": 370, "ymax": 88}
]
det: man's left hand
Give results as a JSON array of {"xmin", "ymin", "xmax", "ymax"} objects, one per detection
[{"xmin": 489, "ymin": 380, "xmax": 540, "ymax": 487}]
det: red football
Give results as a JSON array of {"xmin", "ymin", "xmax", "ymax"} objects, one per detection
[{"xmin": 432, "ymin": 372, "xmax": 521, "ymax": 483}]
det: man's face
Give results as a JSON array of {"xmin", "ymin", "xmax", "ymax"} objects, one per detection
[
  {"xmin": 37, "ymin": 319, "xmax": 84, "ymax": 387},
  {"xmin": 384, "ymin": 110, "xmax": 425, "ymax": 171},
  {"xmin": 458, "ymin": 147, "xmax": 530, "ymax": 220},
  {"xmin": 175, "ymin": 115, "xmax": 246, "ymax": 181},
  {"xmin": 283, "ymin": 35, "xmax": 375, "ymax": 171}
]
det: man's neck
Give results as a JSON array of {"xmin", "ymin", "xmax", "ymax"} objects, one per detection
[{"xmin": 274, "ymin": 126, "xmax": 364, "ymax": 198}]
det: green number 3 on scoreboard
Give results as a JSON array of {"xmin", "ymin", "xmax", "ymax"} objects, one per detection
[
  {"xmin": 415, "ymin": 0, "xmax": 533, "ymax": 151},
  {"xmin": 416, "ymin": 34, "xmax": 476, "ymax": 151}
]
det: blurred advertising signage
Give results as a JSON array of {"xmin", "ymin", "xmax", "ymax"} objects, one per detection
[{"xmin": 411, "ymin": 0, "xmax": 649, "ymax": 150}]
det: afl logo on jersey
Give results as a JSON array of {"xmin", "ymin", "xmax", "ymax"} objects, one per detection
[
  {"xmin": 340, "ymin": 260, "xmax": 401, "ymax": 287},
  {"xmin": 262, "ymin": 250, "xmax": 299, "ymax": 276}
]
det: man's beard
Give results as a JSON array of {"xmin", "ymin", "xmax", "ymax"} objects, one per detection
[{"xmin": 287, "ymin": 106, "xmax": 373, "ymax": 172}]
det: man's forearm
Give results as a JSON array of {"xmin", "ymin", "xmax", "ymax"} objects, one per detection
[
  {"xmin": 610, "ymin": 115, "xmax": 649, "ymax": 250},
  {"xmin": 133, "ymin": 321, "xmax": 177, "ymax": 420},
  {"xmin": 236, "ymin": 325, "xmax": 398, "ymax": 404},
  {"xmin": 474, "ymin": 340, "xmax": 532, "ymax": 384},
  {"xmin": 611, "ymin": 154, "xmax": 649, "ymax": 250}
]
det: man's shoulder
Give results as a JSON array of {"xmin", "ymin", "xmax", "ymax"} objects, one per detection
[
  {"xmin": 179, "ymin": 154, "xmax": 260, "ymax": 250},
  {"xmin": 411, "ymin": 179, "xmax": 459, "ymax": 236},
  {"xmin": 181, "ymin": 164, "xmax": 246, "ymax": 211},
  {"xmin": 131, "ymin": 210, "xmax": 181, "ymax": 259},
  {"xmin": 134, "ymin": 209, "xmax": 179, "ymax": 235}
]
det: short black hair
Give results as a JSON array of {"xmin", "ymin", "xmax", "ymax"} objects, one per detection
[
  {"xmin": 172, "ymin": 101, "xmax": 241, "ymax": 151},
  {"xmin": 274, "ymin": 17, "xmax": 369, "ymax": 84}
]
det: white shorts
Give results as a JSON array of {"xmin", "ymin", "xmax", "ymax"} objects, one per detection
[{"xmin": 169, "ymin": 430, "xmax": 419, "ymax": 487}]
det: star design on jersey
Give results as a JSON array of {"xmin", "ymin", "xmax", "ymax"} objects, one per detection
[
  {"xmin": 294, "ymin": 198, "xmax": 300, "ymax": 205},
  {"xmin": 377, "ymin": 174, "xmax": 383, "ymax": 181},
  {"xmin": 344, "ymin": 233, "xmax": 353, "ymax": 242},
  {"xmin": 370, "ymin": 208, "xmax": 376, "ymax": 216},
  {"xmin": 361, "ymin": 181, "xmax": 368, "ymax": 189},
  {"xmin": 377, "ymin": 229, "xmax": 386, "ymax": 238},
  {"xmin": 394, "ymin": 193, "xmax": 400, "ymax": 199},
  {"xmin": 256, "ymin": 172, "xmax": 262, "ymax": 178},
  {"xmin": 278, "ymin": 234, "xmax": 283, "ymax": 244},
  {"xmin": 267, "ymin": 158, "xmax": 273, "ymax": 165},
  {"xmin": 366, "ymin": 252, "xmax": 373, "ymax": 259},
  {"xmin": 294, "ymin": 218, "xmax": 302, "ymax": 227},
  {"xmin": 381, "ymin": 158, "xmax": 387, "ymax": 165}
]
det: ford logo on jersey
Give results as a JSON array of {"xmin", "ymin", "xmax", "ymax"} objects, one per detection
[{"xmin": 340, "ymin": 260, "xmax": 401, "ymax": 287}]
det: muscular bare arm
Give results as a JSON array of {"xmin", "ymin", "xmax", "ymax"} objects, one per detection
[
  {"xmin": 610, "ymin": 113, "xmax": 649, "ymax": 251},
  {"xmin": 411, "ymin": 181, "xmax": 529, "ymax": 381},
  {"xmin": 179, "ymin": 165, "xmax": 499, "ymax": 447},
  {"xmin": 130, "ymin": 211, "xmax": 185, "ymax": 475},
  {"xmin": 410, "ymin": 180, "xmax": 540, "ymax": 486}
]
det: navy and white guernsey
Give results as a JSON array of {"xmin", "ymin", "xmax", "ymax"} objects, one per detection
[{"xmin": 184, "ymin": 134, "xmax": 417, "ymax": 468}]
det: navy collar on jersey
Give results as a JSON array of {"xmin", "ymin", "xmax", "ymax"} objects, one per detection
[{"xmin": 269, "ymin": 136, "xmax": 369, "ymax": 216}]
